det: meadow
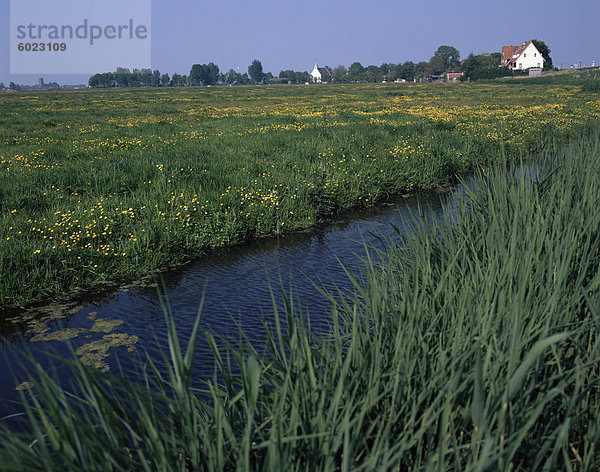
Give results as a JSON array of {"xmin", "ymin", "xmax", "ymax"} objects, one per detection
[
  {"xmin": 1, "ymin": 83, "xmax": 600, "ymax": 307},
  {"xmin": 1, "ymin": 129, "xmax": 599, "ymax": 471}
]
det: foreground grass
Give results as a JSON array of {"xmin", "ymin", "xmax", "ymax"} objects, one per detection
[
  {"xmin": 1, "ymin": 83, "xmax": 600, "ymax": 307},
  {"xmin": 1, "ymin": 132, "xmax": 599, "ymax": 470}
]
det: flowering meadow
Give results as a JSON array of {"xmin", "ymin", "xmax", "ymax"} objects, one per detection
[{"xmin": 1, "ymin": 83, "xmax": 599, "ymax": 307}]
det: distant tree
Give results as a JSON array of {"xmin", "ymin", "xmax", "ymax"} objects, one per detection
[
  {"xmin": 460, "ymin": 53, "xmax": 482, "ymax": 80},
  {"xmin": 239, "ymin": 73, "xmax": 250, "ymax": 85},
  {"xmin": 89, "ymin": 73, "xmax": 113, "ymax": 88},
  {"xmin": 225, "ymin": 69, "xmax": 238, "ymax": 84},
  {"xmin": 379, "ymin": 63, "xmax": 394, "ymax": 81},
  {"xmin": 189, "ymin": 64, "xmax": 203, "ymax": 85},
  {"xmin": 414, "ymin": 61, "xmax": 430, "ymax": 79},
  {"xmin": 9, "ymin": 81, "xmax": 18, "ymax": 90},
  {"xmin": 207, "ymin": 63, "xmax": 220, "ymax": 85},
  {"xmin": 190, "ymin": 63, "xmax": 220, "ymax": 85},
  {"xmin": 151, "ymin": 70, "xmax": 161, "ymax": 87},
  {"xmin": 0, "ymin": 82, "xmax": 5, "ymax": 89},
  {"xmin": 228, "ymin": 69, "xmax": 251, "ymax": 85},
  {"xmin": 161, "ymin": 73, "xmax": 170, "ymax": 86},
  {"xmin": 130, "ymin": 69, "xmax": 141, "ymax": 87},
  {"xmin": 380, "ymin": 63, "xmax": 393, "ymax": 74},
  {"xmin": 430, "ymin": 45, "xmax": 461, "ymax": 73},
  {"xmin": 294, "ymin": 71, "xmax": 309, "ymax": 83},
  {"xmin": 531, "ymin": 39, "xmax": 553, "ymax": 70},
  {"xmin": 398, "ymin": 61, "xmax": 416, "ymax": 81},
  {"xmin": 279, "ymin": 70, "xmax": 297, "ymax": 83},
  {"xmin": 88, "ymin": 75, "xmax": 100, "ymax": 88},
  {"xmin": 114, "ymin": 67, "xmax": 130, "ymax": 87},
  {"xmin": 279, "ymin": 70, "xmax": 291, "ymax": 82},
  {"xmin": 348, "ymin": 62, "xmax": 365, "ymax": 81},
  {"xmin": 428, "ymin": 55, "xmax": 446, "ymax": 75},
  {"xmin": 181, "ymin": 75, "xmax": 188, "ymax": 86},
  {"xmin": 388, "ymin": 61, "xmax": 412, "ymax": 81},
  {"xmin": 101, "ymin": 72, "xmax": 114, "ymax": 87},
  {"xmin": 248, "ymin": 59, "xmax": 264, "ymax": 83},
  {"xmin": 332, "ymin": 65, "xmax": 347, "ymax": 80},
  {"xmin": 366, "ymin": 65, "xmax": 382, "ymax": 82},
  {"xmin": 460, "ymin": 52, "xmax": 510, "ymax": 81},
  {"xmin": 138, "ymin": 69, "xmax": 153, "ymax": 87}
]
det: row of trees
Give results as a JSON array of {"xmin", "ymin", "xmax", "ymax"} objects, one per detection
[
  {"xmin": 88, "ymin": 60, "xmax": 438, "ymax": 88},
  {"xmin": 87, "ymin": 41, "xmax": 554, "ymax": 88},
  {"xmin": 89, "ymin": 68, "xmax": 173, "ymax": 88},
  {"xmin": 88, "ymin": 60, "xmax": 271, "ymax": 88},
  {"xmin": 189, "ymin": 60, "xmax": 276, "ymax": 85},
  {"xmin": 303, "ymin": 46, "xmax": 461, "ymax": 83}
]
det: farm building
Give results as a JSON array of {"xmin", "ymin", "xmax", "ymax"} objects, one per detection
[{"xmin": 446, "ymin": 72, "xmax": 464, "ymax": 83}]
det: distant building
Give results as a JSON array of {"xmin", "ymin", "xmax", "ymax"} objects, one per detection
[
  {"xmin": 267, "ymin": 77, "xmax": 288, "ymax": 85},
  {"xmin": 446, "ymin": 72, "xmax": 464, "ymax": 83},
  {"xmin": 310, "ymin": 64, "xmax": 332, "ymax": 83},
  {"xmin": 38, "ymin": 77, "xmax": 44, "ymax": 88},
  {"xmin": 501, "ymin": 40, "xmax": 545, "ymax": 70},
  {"xmin": 529, "ymin": 67, "xmax": 542, "ymax": 77}
]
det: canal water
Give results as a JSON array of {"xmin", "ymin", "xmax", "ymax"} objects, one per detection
[{"xmin": 0, "ymin": 181, "xmax": 471, "ymax": 418}]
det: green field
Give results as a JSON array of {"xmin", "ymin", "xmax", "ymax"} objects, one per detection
[
  {"xmin": 2, "ymin": 130, "xmax": 599, "ymax": 471},
  {"xmin": 1, "ymin": 83, "xmax": 599, "ymax": 307}
]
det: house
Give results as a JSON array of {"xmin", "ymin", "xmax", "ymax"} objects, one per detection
[
  {"xmin": 310, "ymin": 64, "xmax": 332, "ymax": 83},
  {"xmin": 446, "ymin": 72, "xmax": 464, "ymax": 83},
  {"xmin": 501, "ymin": 40, "xmax": 545, "ymax": 70}
]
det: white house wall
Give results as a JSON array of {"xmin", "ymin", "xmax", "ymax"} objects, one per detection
[
  {"xmin": 310, "ymin": 66, "xmax": 322, "ymax": 83},
  {"xmin": 513, "ymin": 43, "xmax": 544, "ymax": 70}
]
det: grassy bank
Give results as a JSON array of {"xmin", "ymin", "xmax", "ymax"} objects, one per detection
[
  {"xmin": 1, "ymin": 83, "xmax": 600, "ymax": 308},
  {"xmin": 482, "ymin": 67, "xmax": 600, "ymax": 86},
  {"xmin": 1, "ymin": 131, "xmax": 599, "ymax": 470}
]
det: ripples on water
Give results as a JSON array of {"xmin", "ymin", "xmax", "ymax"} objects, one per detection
[{"xmin": 0, "ymin": 184, "xmax": 470, "ymax": 417}]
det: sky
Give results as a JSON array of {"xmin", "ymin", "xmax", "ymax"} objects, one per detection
[{"xmin": 1, "ymin": 0, "xmax": 599, "ymax": 85}]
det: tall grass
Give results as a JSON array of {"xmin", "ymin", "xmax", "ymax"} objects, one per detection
[
  {"xmin": 1, "ymin": 133, "xmax": 600, "ymax": 470},
  {"xmin": 2, "ymin": 84, "xmax": 600, "ymax": 308}
]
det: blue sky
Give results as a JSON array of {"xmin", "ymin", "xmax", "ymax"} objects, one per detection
[{"xmin": 1, "ymin": 0, "xmax": 598, "ymax": 85}]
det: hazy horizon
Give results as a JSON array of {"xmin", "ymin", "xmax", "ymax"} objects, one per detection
[{"xmin": 1, "ymin": 0, "xmax": 598, "ymax": 86}]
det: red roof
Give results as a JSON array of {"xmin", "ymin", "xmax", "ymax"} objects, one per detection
[{"xmin": 501, "ymin": 41, "xmax": 533, "ymax": 67}]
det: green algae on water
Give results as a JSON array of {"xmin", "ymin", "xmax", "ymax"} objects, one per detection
[
  {"xmin": 15, "ymin": 381, "xmax": 34, "ymax": 391},
  {"xmin": 75, "ymin": 334, "xmax": 139, "ymax": 372},
  {"xmin": 90, "ymin": 318, "xmax": 124, "ymax": 333}
]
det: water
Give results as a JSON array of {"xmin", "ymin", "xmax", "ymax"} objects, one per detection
[{"xmin": 0, "ymin": 183, "xmax": 469, "ymax": 418}]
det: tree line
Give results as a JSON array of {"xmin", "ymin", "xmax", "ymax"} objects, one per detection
[{"xmin": 88, "ymin": 41, "xmax": 554, "ymax": 88}]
